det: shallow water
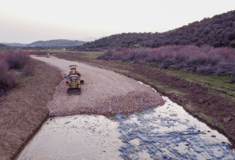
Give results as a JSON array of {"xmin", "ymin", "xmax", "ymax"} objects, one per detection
[
  {"xmin": 17, "ymin": 115, "xmax": 122, "ymax": 160},
  {"xmin": 18, "ymin": 97, "xmax": 235, "ymax": 160},
  {"xmin": 116, "ymin": 96, "xmax": 235, "ymax": 160}
]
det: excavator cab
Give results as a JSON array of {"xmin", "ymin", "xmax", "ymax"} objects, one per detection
[{"xmin": 69, "ymin": 65, "xmax": 77, "ymax": 71}]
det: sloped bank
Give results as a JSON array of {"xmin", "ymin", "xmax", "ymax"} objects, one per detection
[{"xmin": 0, "ymin": 59, "xmax": 62, "ymax": 160}]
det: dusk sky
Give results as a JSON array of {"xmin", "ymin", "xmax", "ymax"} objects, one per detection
[{"xmin": 1, "ymin": 0, "xmax": 235, "ymax": 43}]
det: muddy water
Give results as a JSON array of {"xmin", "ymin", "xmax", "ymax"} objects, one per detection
[
  {"xmin": 18, "ymin": 98, "xmax": 235, "ymax": 160},
  {"xmin": 116, "ymin": 96, "xmax": 235, "ymax": 160},
  {"xmin": 17, "ymin": 115, "xmax": 122, "ymax": 160}
]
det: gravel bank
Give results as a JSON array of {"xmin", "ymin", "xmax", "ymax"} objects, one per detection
[{"xmin": 31, "ymin": 55, "xmax": 164, "ymax": 117}]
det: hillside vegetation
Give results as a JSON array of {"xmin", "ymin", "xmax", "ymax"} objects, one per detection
[
  {"xmin": 0, "ymin": 51, "xmax": 34, "ymax": 96},
  {"xmin": 2, "ymin": 39, "xmax": 85, "ymax": 48},
  {"xmin": 75, "ymin": 10, "xmax": 235, "ymax": 51},
  {"xmin": 98, "ymin": 45, "xmax": 235, "ymax": 78},
  {"xmin": 28, "ymin": 39, "xmax": 85, "ymax": 47}
]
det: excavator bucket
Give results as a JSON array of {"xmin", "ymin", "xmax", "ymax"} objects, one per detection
[
  {"xmin": 67, "ymin": 88, "xmax": 81, "ymax": 95},
  {"xmin": 67, "ymin": 80, "xmax": 81, "ymax": 95}
]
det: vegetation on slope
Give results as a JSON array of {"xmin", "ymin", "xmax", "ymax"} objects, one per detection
[
  {"xmin": 29, "ymin": 39, "xmax": 85, "ymax": 47},
  {"xmin": 0, "ymin": 51, "xmax": 34, "ymax": 96},
  {"xmin": 74, "ymin": 10, "xmax": 235, "ymax": 51},
  {"xmin": 98, "ymin": 45, "xmax": 235, "ymax": 77},
  {"xmin": 0, "ymin": 43, "xmax": 7, "ymax": 47}
]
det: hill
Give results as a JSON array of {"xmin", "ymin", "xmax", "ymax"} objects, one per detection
[
  {"xmin": 28, "ymin": 39, "xmax": 85, "ymax": 47},
  {"xmin": 2, "ymin": 39, "xmax": 86, "ymax": 48},
  {"xmin": 75, "ymin": 10, "xmax": 235, "ymax": 51},
  {"xmin": 2, "ymin": 43, "xmax": 27, "ymax": 47},
  {"xmin": 0, "ymin": 43, "xmax": 8, "ymax": 47}
]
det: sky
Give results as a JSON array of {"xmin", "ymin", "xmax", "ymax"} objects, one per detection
[{"xmin": 1, "ymin": 0, "xmax": 235, "ymax": 43}]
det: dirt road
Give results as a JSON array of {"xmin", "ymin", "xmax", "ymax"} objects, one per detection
[{"xmin": 31, "ymin": 55, "xmax": 164, "ymax": 117}]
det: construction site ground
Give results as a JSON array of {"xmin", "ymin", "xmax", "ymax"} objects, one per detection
[
  {"xmin": 54, "ymin": 51, "xmax": 235, "ymax": 148},
  {"xmin": 1, "ymin": 51, "xmax": 235, "ymax": 159}
]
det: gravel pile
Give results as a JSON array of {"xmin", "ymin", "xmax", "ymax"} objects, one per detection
[{"xmin": 32, "ymin": 56, "xmax": 164, "ymax": 117}]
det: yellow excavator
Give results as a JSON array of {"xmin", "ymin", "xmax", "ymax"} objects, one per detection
[{"xmin": 66, "ymin": 65, "xmax": 84, "ymax": 94}]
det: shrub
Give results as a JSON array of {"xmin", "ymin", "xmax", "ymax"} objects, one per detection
[
  {"xmin": 0, "ymin": 51, "xmax": 34, "ymax": 95},
  {"xmin": 213, "ymin": 42, "xmax": 224, "ymax": 48},
  {"xmin": 192, "ymin": 37, "xmax": 199, "ymax": 43},
  {"xmin": 228, "ymin": 32, "xmax": 235, "ymax": 41},
  {"xmin": 98, "ymin": 45, "xmax": 235, "ymax": 76},
  {"xmin": 196, "ymin": 65, "xmax": 215, "ymax": 75},
  {"xmin": 0, "ymin": 64, "xmax": 17, "ymax": 94},
  {"xmin": 22, "ymin": 59, "xmax": 35, "ymax": 76},
  {"xmin": 230, "ymin": 40, "xmax": 235, "ymax": 48},
  {"xmin": 179, "ymin": 40, "xmax": 190, "ymax": 45},
  {"xmin": 196, "ymin": 41, "xmax": 204, "ymax": 46},
  {"xmin": 6, "ymin": 52, "xmax": 29, "ymax": 70}
]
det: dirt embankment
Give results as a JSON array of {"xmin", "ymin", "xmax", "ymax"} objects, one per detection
[
  {"xmin": 54, "ymin": 53, "xmax": 235, "ymax": 148},
  {"xmin": 0, "ymin": 59, "xmax": 62, "ymax": 160},
  {"xmin": 31, "ymin": 56, "xmax": 164, "ymax": 117}
]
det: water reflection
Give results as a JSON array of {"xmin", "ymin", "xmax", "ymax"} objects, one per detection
[{"xmin": 115, "ymin": 96, "xmax": 235, "ymax": 160}]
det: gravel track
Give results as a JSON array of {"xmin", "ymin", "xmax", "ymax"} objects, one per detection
[{"xmin": 31, "ymin": 55, "xmax": 164, "ymax": 117}]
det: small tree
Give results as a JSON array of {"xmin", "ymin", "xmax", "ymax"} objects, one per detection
[{"xmin": 230, "ymin": 40, "xmax": 235, "ymax": 48}]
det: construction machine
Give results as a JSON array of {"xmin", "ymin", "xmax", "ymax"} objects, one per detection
[{"xmin": 66, "ymin": 65, "xmax": 84, "ymax": 94}]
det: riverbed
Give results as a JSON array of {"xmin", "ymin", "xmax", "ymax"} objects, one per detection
[{"xmin": 18, "ymin": 96, "xmax": 235, "ymax": 160}]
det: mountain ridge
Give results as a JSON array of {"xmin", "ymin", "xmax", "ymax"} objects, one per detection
[
  {"xmin": 2, "ymin": 39, "xmax": 86, "ymax": 47},
  {"xmin": 29, "ymin": 39, "xmax": 85, "ymax": 47},
  {"xmin": 75, "ymin": 10, "xmax": 235, "ymax": 51},
  {"xmin": 0, "ymin": 43, "xmax": 8, "ymax": 47}
]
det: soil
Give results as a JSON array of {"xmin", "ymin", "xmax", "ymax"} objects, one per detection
[
  {"xmin": 54, "ymin": 53, "xmax": 235, "ymax": 148},
  {"xmin": 0, "ymin": 59, "xmax": 62, "ymax": 160},
  {"xmin": 31, "ymin": 55, "xmax": 164, "ymax": 117}
]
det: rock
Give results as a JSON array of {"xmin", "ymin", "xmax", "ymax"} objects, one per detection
[{"xmin": 223, "ymin": 117, "xmax": 233, "ymax": 123}]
